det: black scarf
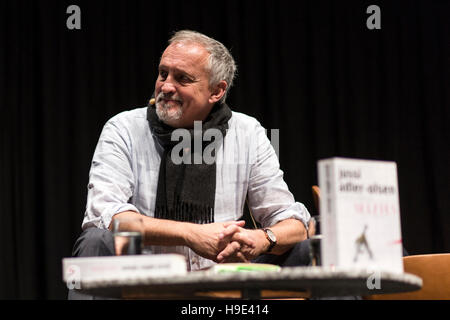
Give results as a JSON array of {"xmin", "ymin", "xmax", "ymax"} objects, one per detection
[{"xmin": 147, "ymin": 102, "xmax": 232, "ymax": 224}]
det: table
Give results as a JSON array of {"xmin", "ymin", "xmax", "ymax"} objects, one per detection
[{"xmin": 76, "ymin": 266, "xmax": 422, "ymax": 299}]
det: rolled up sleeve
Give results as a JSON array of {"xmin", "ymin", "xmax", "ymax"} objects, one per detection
[
  {"xmin": 246, "ymin": 122, "xmax": 311, "ymax": 229},
  {"xmin": 82, "ymin": 120, "xmax": 139, "ymax": 230}
]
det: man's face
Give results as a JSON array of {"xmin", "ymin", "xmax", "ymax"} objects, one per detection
[{"xmin": 154, "ymin": 42, "xmax": 222, "ymax": 128}]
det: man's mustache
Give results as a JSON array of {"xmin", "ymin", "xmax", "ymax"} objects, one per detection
[{"xmin": 156, "ymin": 92, "xmax": 183, "ymax": 105}]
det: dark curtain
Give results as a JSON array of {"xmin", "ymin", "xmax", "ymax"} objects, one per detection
[{"xmin": 1, "ymin": 0, "xmax": 449, "ymax": 299}]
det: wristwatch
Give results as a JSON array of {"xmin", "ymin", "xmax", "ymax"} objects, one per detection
[{"xmin": 262, "ymin": 228, "xmax": 277, "ymax": 253}]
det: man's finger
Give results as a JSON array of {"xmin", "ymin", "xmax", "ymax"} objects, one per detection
[
  {"xmin": 220, "ymin": 251, "xmax": 249, "ymax": 263},
  {"xmin": 220, "ymin": 227, "xmax": 256, "ymax": 249},
  {"xmin": 217, "ymin": 241, "xmax": 241, "ymax": 262},
  {"xmin": 222, "ymin": 220, "xmax": 245, "ymax": 228},
  {"xmin": 219, "ymin": 224, "xmax": 240, "ymax": 240},
  {"xmin": 228, "ymin": 232, "xmax": 255, "ymax": 249},
  {"xmin": 234, "ymin": 251, "xmax": 249, "ymax": 263}
]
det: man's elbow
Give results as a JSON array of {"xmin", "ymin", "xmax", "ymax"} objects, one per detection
[
  {"xmin": 298, "ymin": 220, "xmax": 308, "ymax": 241},
  {"xmin": 282, "ymin": 218, "xmax": 308, "ymax": 242}
]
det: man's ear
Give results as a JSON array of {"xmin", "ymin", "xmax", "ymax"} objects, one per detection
[{"xmin": 208, "ymin": 80, "xmax": 228, "ymax": 104}]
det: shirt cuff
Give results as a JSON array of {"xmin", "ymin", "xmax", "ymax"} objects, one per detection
[
  {"xmin": 82, "ymin": 203, "xmax": 140, "ymax": 230},
  {"xmin": 261, "ymin": 202, "xmax": 311, "ymax": 231}
]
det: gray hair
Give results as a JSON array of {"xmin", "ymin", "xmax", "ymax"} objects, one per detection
[{"xmin": 168, "ymin": 30, "xmax": 237, "ymax": 103}]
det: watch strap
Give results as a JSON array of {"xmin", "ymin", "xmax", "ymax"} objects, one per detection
[{"xmin": 263, "ymin": 228, "xmax": 276, "ymax": 253}]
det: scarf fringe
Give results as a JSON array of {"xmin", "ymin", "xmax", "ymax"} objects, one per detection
[{"xmin": 155, "ymin": 197, "xmax": 214, "ymax": 224}]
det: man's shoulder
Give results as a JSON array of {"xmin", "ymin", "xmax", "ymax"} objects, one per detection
[
  {"xmin": 100, "ymin": 107, "xmax": 149, "ymax": 140},
  {"xmin": 107, "ymin": 106, "xmax": 147, "ymax": 125},
  {"xmin": 230, "ymin": 111, "xmax": 262, "ymax": 130}
]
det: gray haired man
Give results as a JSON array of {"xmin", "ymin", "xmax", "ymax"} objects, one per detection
[{"xmin": 70, "ymin": 30, "xmax": 312, "ymax": 299}]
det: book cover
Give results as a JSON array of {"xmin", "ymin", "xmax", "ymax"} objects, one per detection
[
  {"xmin": 318, "ymin": 157, "xmax": 403, "ymax": 273},
  {"xmin": 63, "ymin": 254, "xmax": 187, "ymax": 289}
]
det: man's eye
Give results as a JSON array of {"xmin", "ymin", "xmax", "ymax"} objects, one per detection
[
  {"xmin": 159, "ymin": 71, "xmax": 168, "ymax": 79},
  {"xmin": 178, "ymin": 75, "xmax": 192, "ymax": 83}
]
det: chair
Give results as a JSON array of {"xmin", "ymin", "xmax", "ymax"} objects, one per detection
[
  {"xmin": 365, "ymin": 253, "xmax": 450, "ymax": 300},
  {"xmin": 311, "ymin": 185, "xmax": 321, "ymax": 215},
  {"xmin": 307, "ymin": 186, "xmax": 321, "ymax": 237}
]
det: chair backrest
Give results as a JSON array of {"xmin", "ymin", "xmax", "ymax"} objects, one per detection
[
  {"xmin": 306, "ymin": 186, "xmax": 322, "ymax": 237},
  {"xmin": 365, "ymin": 253, "xmax": 450, "ymax": 300},
  {"xmin": 311, "ymin": 185, "xmax": 321, "ymax": 215}
]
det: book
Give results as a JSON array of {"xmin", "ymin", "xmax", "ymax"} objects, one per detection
[
  {"xmin": 209, "ymin": 263, "xmax": 281, "ymax": 274},
  {"xmin": 317, "ymin": 157, "xmax": 404, "ymax": 273},
  {"xmin": 62, "ymin": 254, "xmax": 187, "ymax": 289}
]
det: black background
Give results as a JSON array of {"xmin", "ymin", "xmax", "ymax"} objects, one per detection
[{"xmin": 1, "ymin": 0, "xmax": 449, "ymax": 299}]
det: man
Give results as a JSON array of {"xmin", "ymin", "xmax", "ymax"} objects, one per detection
[{"xmin": 72, "ymin": 30, "xmax": 311, "ymax": 283}]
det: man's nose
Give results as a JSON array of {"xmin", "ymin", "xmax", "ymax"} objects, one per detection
[{"xmin": 161, "ymin": 80, "xmax": 176, "ymax": 94}]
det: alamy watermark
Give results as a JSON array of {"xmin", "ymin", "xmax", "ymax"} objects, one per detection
[
  {"xmin": 65, "ymin": 5, "xmax": 382, "ymax": 31},
  {"xmin": 366, "ymin": 5, "xmax": 381, "ymax": 30},
  {"xmin": 66, "ymin": 5, "xmax": 81, "ymax": 30},
  {"xmin": 366, "ymin": 266, "xmax": 382, "ymax": 290}
]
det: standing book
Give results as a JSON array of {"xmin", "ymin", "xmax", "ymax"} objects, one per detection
[{"xmin": 318, "ymin": 157, "xmax": 404, "ymax": 273}]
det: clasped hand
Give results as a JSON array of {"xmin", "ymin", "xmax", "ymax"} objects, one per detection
[{"xmin": 187, "ymin": 220, "xmax": 266, "ymax": 263}]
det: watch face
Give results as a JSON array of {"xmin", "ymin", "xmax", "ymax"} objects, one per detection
[{"xmin": 266, "ymin": 229, "xmax": 276, "ymax": 242}]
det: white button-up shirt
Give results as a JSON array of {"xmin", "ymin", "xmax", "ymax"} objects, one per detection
[{"xmin": 82, "ymin": 107, "xmax": 311, "ymax": 270}]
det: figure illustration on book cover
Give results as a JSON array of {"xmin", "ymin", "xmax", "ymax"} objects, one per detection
[{"xmin": 354, "ymin": 225, "xmax": 373, "ymax": 262}]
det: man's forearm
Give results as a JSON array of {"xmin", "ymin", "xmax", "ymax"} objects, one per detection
[
  {"xmin": 109, "ymin": 211, "xmax": 249, "ymax": 261},
  {"xmin": 109, "ymin": 211, "xmax": 192, "ymax": 247},
  {"xmin": 267, "ymin": 218, "xmax": 308, "ymax": 255}
]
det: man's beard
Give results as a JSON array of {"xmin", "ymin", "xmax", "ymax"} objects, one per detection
[{"xmin": 155, "ymin": 92, "xmax": 183, "ymax": 123}]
